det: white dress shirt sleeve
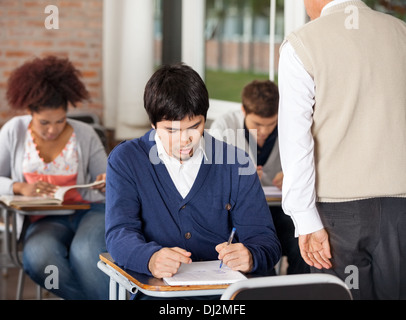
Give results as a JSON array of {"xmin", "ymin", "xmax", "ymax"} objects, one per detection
[{"xmin": 277, "ymin": 41, "xmax": 324, "ymax": 237}]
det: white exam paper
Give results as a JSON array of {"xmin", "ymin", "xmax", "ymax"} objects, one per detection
[{"xmin": 163, "ymin": 260, "xmax": 247, "ymax": 286}]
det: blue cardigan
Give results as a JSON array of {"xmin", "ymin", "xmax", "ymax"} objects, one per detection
[{"xmin": 105, "ymin": 129, "xmax": 281, "ymax": 276}]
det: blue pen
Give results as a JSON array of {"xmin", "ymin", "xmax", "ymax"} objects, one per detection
[{"xmin": 219, "ymin": 227, "xmax": 236, "ymax": 268}]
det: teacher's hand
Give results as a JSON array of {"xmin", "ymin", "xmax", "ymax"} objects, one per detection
[{"xmin": 298, "ymin": 228, "xmax": 332, "ymax": 269}]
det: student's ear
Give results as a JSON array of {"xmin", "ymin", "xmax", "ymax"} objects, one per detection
[{"xmin": 241, "ymin": 105, "xmax": 246, "ymax": 116}]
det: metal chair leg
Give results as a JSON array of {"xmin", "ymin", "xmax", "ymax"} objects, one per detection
[
  {"xmin": 36, "ymin": 284, "xmax": 42, "ymax": 300},
  {"xmin": 16, "ymin": 268, "xmax": 25, "ymax": 300}
]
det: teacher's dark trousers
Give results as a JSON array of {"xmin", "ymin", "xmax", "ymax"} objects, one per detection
[{"xmin": 313, "ymin": 198, "xmax": 406, "ymax": 300}]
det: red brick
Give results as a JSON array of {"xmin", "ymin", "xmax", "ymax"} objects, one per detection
[
  {"xmin": 58, "ymin": 41, "xmax": 87, "ymax": 48},
  {"xmin": 23, "ymin": 1, "xmax": 45, "ymax": 8},
  {"xmin": 5, "ymin": 51, "xmax": 32, "ymax": 58},
  {"xmin": 22, "ymin": 40, "xmax": 53, "ymax": 48},
  {"xmin": 81, "ymin": 71, "xmax": 98, "ymax": 78},
  {"xmin": 58, "ymin": 1, "xmax": 84, "ymax": 8},
  {"xmin": 39, "ymin": 51, "xmax": 70, "ymax": 58}
]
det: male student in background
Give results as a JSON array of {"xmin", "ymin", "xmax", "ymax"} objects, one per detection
[
  {"xmin": 210, "ymin": 80, "xmax": 309, "ymax": 275},
  {"xmin": 105, "ymin": 63, "xmax": 281, "ymax": 299}
]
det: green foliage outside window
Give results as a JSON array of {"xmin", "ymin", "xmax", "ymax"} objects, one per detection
[{"xmin": 364, "ymin": 0, "xmax": 406, "ymax": 21}]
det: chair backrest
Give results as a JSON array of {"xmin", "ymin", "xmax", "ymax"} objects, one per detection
[
  {"xmin": 67, "ymin": 112, "xmax": 108, "ymax": 151},
  {"xmin": 220, "ymin": 273, "xmax": 353, "ymax": 300},
  {"xmin": 67, "ymin": 112, "xmax": 100, "ymax": 124},
  {"xmin": 89, "ymin": 123, "xmax": 108, "ymax": 151}
]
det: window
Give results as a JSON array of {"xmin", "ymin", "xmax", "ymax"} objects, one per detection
[
  {"xmin": 364, "ymin": 0, "xmax": 406, "ymax": 21},
  {"xmin": 153, "ymin": 0, "xmax": 405, "ymax": 104},
  {"xmin": 205, "ymin": 0, "xmax": 284, "ymax": 102}
]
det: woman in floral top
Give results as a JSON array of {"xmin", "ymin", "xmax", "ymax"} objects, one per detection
[{"xmin": 1, "ymin": 56, "xmax": 108, "ymax": 299}]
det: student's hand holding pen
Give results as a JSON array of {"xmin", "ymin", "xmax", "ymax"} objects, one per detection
[
  {"xmin": 148, "ymin": 247, "xmax": 192, "ymax": 279},
  {"xmin": 215, "ymin": 242, "xmax": 253, "ymax": 273}
]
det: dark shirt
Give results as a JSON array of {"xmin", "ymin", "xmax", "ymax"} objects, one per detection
[{"xmin": 244, "ymin": 121, "xmax": 278, "ymax": 166}]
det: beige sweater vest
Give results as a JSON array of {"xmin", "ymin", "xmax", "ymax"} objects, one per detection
[{"xmin": 285, "ymin": 1, "xmax": 406, "ymax": 201}]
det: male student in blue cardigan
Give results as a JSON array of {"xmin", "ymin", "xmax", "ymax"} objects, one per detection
[{"xmin": 105, "ymin": 63, "xmax": 281, "ymax": 298}]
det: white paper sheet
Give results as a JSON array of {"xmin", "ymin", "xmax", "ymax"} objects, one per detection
[
  {"xmin": 53, "ymin": 180, "xmax": 105, "ymax": 201},
  {"xmin": 163, "ymin": 260, "xmax": 247, "ymax": 286}
]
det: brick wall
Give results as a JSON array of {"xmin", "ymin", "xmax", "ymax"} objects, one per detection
[{"xmin": 0, "ymin": 0, "xmax": 103, "ymax": 126}]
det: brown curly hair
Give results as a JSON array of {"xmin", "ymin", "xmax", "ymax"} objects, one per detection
[{"xmin": 6, "ymin": 56, "xmax": 90, "ymax": 112}]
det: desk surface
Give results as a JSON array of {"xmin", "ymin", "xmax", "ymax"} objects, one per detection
[
  {"xmin": 99, "ymin": 252, "xmax": 230, "ymax": 292},
  {"xmin": 266, "ymin": 197, "xmax": 282, "ymax": 207},
  {"xmin": 9, "ymin": 203, "xmax": 90, "ymax": 212},
  {"xmin": 266, "ymin": 197, "xmax": 281, "ymax": 202}
]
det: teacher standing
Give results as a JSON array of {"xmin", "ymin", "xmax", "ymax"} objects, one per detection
[{"xmin": 278, "ymin": 0, "xmax": 406, "ymax": 299}]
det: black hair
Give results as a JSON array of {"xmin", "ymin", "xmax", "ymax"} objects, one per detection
[{"xmin": 143, "ymin": 63, "xmax": 209, "ymax": 126}]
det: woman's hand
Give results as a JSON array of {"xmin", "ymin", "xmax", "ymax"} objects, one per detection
[
  {"xmin": 92, "ymin": 173, "xmax": 106, "ymax": 192},
  {"xmin": 13, "ymin": 181, "xmax": 58, "ymax": 197}
]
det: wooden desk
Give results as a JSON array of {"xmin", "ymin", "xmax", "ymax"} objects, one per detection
[
  {"xmin": 266, "ymin": 197, "xmax": 282, "ymax": 206},
  {"xmin": 263, "ymin": 186, "xmax": 282, "ymax": 206},
  {"xmin": 8, "ymin": 203, "xmax": 90, "ymax": 214},
  {"xmin": 98, "ymin": 252, "xmax": 228, "ymax": 300}
]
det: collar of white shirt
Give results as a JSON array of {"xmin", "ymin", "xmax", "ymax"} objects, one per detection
[{"xmin": 154, "ymin": 131, "xmax": 208, "ymax": 198}]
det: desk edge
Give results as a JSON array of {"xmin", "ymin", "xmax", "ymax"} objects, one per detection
[{"xmin": 99, "ymin": 253, "xmax": 229, "ymax": 292}]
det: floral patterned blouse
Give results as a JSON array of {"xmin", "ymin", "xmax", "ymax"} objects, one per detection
[{"xmin": 22, "ymin": 126, "xmax": 85, "ymax": 206}]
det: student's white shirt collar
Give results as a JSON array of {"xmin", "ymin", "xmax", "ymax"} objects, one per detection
[{"xmin": 154, "ymin": 130, "xmax": 207, "ymax": 199}]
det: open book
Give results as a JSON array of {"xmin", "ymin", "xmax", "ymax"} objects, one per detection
[
  {"xmin": 0, "ymin": 180, "xmax": 105, "ymax": 207},
  {"xmin": 163, "ymin": 260, "xmax": 247, "ymax": 286}
]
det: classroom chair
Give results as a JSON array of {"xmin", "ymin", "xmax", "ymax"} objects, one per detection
[
  {"xmin": 220, "ymin": 273, "xmax": 353, "ymax": 300},
  {"xmin": 67, "ymin": 112, "xmax": 108, "ymax": 151}
]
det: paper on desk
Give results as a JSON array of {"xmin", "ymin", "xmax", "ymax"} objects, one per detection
[
  {"xmin": 163, "ymin": 260, "xmax": 247, "ymax": 286},
  {"xmin": 262, "ymin": 186, "xmax": 282, "ymax": 198}
]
